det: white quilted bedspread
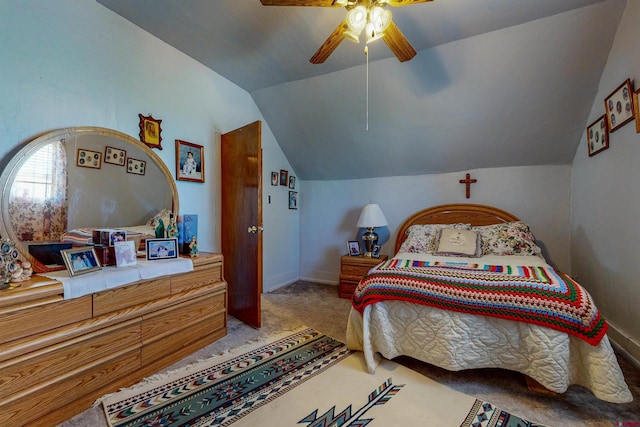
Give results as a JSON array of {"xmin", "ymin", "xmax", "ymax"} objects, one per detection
[{"xmin": 345, "ymin": 253, "xmax": 633, "ymax": 403}]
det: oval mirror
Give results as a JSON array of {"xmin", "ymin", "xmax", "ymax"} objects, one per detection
[{"xmin": 0, "ymin": 126, "xmax": 179, "ymax": 273}]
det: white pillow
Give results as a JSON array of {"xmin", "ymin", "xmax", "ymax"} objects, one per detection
[{"xmin": 434, "ymin": 228, "xmax": 482, "ymax": 257}]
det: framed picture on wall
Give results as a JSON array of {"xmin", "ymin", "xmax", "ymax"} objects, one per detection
[
  {"xmin": 176, "ymin": 139, "xmax": 205, "ymax": 183},
  {"xmin": 127, "ymin": 158, "xmax": 146, "ymax": 176},
  {"xmin": 288, "ymin": 191, "xmax": 298, "ymax": 209},
  {"xmin": 104, "ymin": 146, "xmax": 126, "ymax": 166},
  {"xmin": 271, "ymin": 171, "xmax": 278, "ymax": 186},
  {"xmin": 604, "ymin": 79, "xmax": 634, "ymax": 132},
  {"xmin": 279, "ymin": 170, "xmax": 288, "ymax": 186},
  {"xmin": 634, "ymin": 88, "xmax": 640, "ymax": 134},
  {"xmin": 76, "ymin": 149, "xmax": 102, "ymax": 169},
  {"xmin": 586, "ymin": 115, "xmax": 609, "ymax": 157},
  {"xmin": 288, "ymin": 176, "xmax": 296, "ymax": 189},
  {"xmin": 138, "ymin": 113, "xmax": 163, "ymax": 149}
]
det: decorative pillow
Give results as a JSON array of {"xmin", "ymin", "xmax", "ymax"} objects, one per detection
[
  {"xmin": 146, "ymin": 208, "xmax": 173, "ymax": 229},
  {"xmin": 398, "ymin": 223, "xmax": 471, "ymax": 254},
  {"xmin": 471, "ymin": 221, "xmax": 542, "ymax": 256},
  {"xmin": 434, "ymin": 228, "xmax": 482, "ymax": 257}
]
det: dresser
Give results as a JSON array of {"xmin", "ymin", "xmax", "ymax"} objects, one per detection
[
  {"xmin": 0, "ymin": 252, "xmax": 227, "ymax": 426},
  {"xmin": 339, "ymin": 254, "xmax": 388, "ymax": 299}
]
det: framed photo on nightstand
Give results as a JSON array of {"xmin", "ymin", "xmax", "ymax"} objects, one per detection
[
  {"xmin": 372, "ymin": 245, "xmax": 381, "ymax": 258},
  {"xmin": 347, "ymin": 240, "xmax": 361, "ymax": 256}
]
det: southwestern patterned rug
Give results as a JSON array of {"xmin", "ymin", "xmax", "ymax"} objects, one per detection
[{"xmin": 101, "ymin": 328, "xmax": 545, "ymax": 427}]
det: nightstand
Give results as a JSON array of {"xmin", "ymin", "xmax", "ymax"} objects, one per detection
[{"xmin": 339, "ymin": 254, "xmax": 388, "ymax": 299}]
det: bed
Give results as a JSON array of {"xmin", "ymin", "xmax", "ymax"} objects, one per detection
[{"xmin": 345, "ymin": 203, "xmax": 633, "ymax": 403}]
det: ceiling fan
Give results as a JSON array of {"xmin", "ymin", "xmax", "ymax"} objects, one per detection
[{"xmin": 260, "ymin": 0, "xmax": 433, "ymax": 64}]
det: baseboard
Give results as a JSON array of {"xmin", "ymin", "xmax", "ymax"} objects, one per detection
[
  {"xmin": 607, "ymin": 321, "xmax": 640, "ymax": 371},
  {"xmin": 299, "ymin": 276, "xmax": 338, "ymax": 286}
]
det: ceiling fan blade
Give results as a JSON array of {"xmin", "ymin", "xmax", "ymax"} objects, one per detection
[
  {"xmin": 310, "ymin": 20, "xmax": 348, "ymax": 64},
  {"xmin": 260, "ymin": 0, "xmax": 343, "ymax": 6},
  {"xmin": 384, "ymin": 0, "xmax": 433, "ymax": 6},
  {"xmin": 382, "ymin": 21, "xmax": 417, "ymax": 62}
]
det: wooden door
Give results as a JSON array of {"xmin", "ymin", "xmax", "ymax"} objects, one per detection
[{"xmin": 221, "ymin": 121, "xmax": 262, "ymax": 328}]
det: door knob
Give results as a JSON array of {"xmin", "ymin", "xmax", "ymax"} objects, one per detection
[
  {"xmin": 258, "ymin": 226, "xmax": 264, "ymax": 233},
  {"xmin": 248, "ymin": 226, "xmax": 257, "ymax": 233}
]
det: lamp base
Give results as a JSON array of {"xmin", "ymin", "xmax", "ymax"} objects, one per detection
[{"xmin": 362, "ymin": 227, "xmax": 378, "ymax": 257}]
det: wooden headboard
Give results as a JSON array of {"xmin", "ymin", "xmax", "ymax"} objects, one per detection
[{"xmin": 394, "ymin": 204, "xmax": 521, "ymax": 253}]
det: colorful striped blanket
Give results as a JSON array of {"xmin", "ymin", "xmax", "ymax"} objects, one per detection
[{"xmin": 352, "ymin": 259, "xmax": 607, "ymax": 345}]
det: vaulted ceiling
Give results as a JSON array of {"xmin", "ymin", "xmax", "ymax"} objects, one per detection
[{"xmin": 97, "ymin": 0, "xmax": 625, "ymax": 180}]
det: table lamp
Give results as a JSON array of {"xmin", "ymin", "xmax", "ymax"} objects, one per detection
[{"xmin": 356, "ymin": 203, "xmax": 388, "ymax": 257}]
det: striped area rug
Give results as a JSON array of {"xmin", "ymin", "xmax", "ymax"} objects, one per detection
[{"xmin": 101, "ymin": 328, "xmax": 544, "ymax": 427}]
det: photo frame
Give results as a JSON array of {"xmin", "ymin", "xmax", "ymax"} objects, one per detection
[
  {"xmin": 127, "ymin": 158, "xmax": 146, "ymax": 175},
  {"xmin": 372, "ymin": 245, "xmax": 381, "ymax": 259},
  {"xmin": 271, "ymin": 171, "xmax": 278, "ymax": 186},
  {"xmin": 288, "ymin": 176, "xmax": 296, "ymax": 189},
  {"xmin": 61, "ymin": 246, "xmax": 102, "ymax": 277},
  {"xmin": 176, "ymin": 140, "xmax": 205, "ymax": 183},
  {"xmin": 288, "ymin": 191, "xmax": 298, "ymax": 210},
  {"xmin": 145, "ymin": 237, "xmax": 179, "ymax": 260},
  {"xmin": 347, "ymin": 240, "xmax": 361, "ymax": 256},
  {"xmin": 104, "ymin": 146, "xmax": 126, "ymax": 166},
  {"xmin": 76, "ymin": 149, "xmax": 102, "ymax": 169},
  {"xmin": 634, "ymin": 88, "xmax": 640, "ymax": 134},
  {"xmin": 114, "ymin": 240, "xmax": 137, "ymax": 267},
  {"xmin": 604, "ymin": 79, "xmax": 634, "ymax": 132},
  {"xmin": 279, "ymin": 170, "xmax": 288, "ymax": 186},
  {"xmin": 586, "ymin": 115, "xmax": 609, "ymax": 157},
  {"xmin": 138, "ymin": 113, "xmax": 163, "ymax": 149}
]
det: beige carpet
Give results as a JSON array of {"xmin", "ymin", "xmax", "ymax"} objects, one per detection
[{"xmin": 60, "ymin": 281, "xmax": 640, "ymax": 427}]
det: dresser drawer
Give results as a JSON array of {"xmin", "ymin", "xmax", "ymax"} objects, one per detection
[
  {"xmin": 93, "ymin": 277, "xmax": 171, "ymax": 316},
  {"xmin": 171, "ymin": 264, "xmax": 222, "ymax": 293}
]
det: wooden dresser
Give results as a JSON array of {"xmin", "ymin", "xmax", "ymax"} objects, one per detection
[
  {"xmin": 338, "ymin": 254, "xmax": 388, "ymax": 299},
  {"xmin": 0, "ymin": 252, "xmax": 227, "ymax": 426}
]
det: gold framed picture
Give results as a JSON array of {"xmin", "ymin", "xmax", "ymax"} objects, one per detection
[{"xmin": 138, "ymin": 113, "xmax": 163, "ymax": 149}]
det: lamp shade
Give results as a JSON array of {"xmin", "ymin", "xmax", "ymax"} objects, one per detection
[{"xmin": 356, "ymin": 204, "xmax": 388, "ymax": 228}]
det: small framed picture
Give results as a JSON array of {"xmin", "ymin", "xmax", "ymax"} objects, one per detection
[
  {"xmin": 604, "ymin": 79, "xmax": 634, "ymax": 132},
  {"xmin": 288, "ymin": 191, "xmax": 298, "ymax": 209},
  {"xmin": 279, "ymin": 170, "xmax": 288, "ymax": 186},
  {"xmin": 271, "ymin": 171, "xmax": 278, "ymax": 186},
  {"xmin": 634, "ymin": 88, "xmax": 640, "ymax": 134},
  {"xmin": 586, "ymin": 115, "xmax": 609, "ymax": 157},
  {"xmin": 109, "ymin": 230, "xmax": 127, "ymax": 247},
  {"xmin": 76, "ymin": 149, "xmax": 102, "ymax": 169},
  {"xmin": 372, "ymin": 245, "xmax": 381, "ymax": 259},
  {"xmin": 114, "ymin": 240, "xmax": 137, "ymax": 267},
  {"xmin": 347, "ymin": 240, "xmax": 361, "ymax": 256},
  {"xmin": 127, "ymin": 158, "xmax": 146, "ymax": 175},
  {"xmin": 176, "ymin": 139, "xmax": 205, "ymax": 183},
  {"xmin": 146, "ymin": 237, "xmax": 179, "ymax": 260},
  {"xmin": 138, "ymin": 113, "xmax": 163, "ymax": 150},
  {"xmin": 104, "ymin": 146, "xmax": 126, "ymax": 166},
  {"xmin": 288, "ymin": 176, "xmax": 296, "ymax": 189},
  {"xmin": 61, "ymin": 246, "xmax": 102, "ymax": 277}
]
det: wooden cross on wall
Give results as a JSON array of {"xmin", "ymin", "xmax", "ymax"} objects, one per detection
[{"xmin": 459, "ymin": 173, "xmax": 477, "ymax": 199}]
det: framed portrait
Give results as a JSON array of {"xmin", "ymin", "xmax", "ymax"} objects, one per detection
[
  {"xmin": 372, "ymin": 244, "xmax": 381, "ymax": 259},
  {"xmin": 61, "ymin": 246, "xmax": 102, "ymax": 277},
  {"xmin": 271, "ymin": 171, "xmax": 278, "ymax": 186},
  {"xmin": 114, "ymin": 240, "xmax": 137, "ymax": 267},
  {"xmin": 288, "ymin": 176, "xmax": 296, "ymax": 189},
  {"xmin": 138, "ymin": 113, "xmax": 163, "ymax": 149},
  {"xmin": 634, "ymin": 88, "xmax": 640, "ymax": 134},
  {"xmin": 108, "ymin": 230, "xmax": 127, "ymax": 247},
  {"xmin": 347, "ymin": 240, "xmax": 361, "ymax": 256},
  {"xmin": 127, "ymin": 158, "xmax": 146, "ymax": 175},
  {"xmin": 586, "ymin": 115, "xmax": 609, "ymax": 157},
  {"xmin": 176, "ymin": 139, "xmax": 205, "ymax": 183},
  {"xmin": 288, "ymin": 191, "xmax": 298, "ymax": 210},
  {"xmin": 76, "ymin": 149, "xmax": 102, "ymax": 169},
  {"xmin": 604, "ymin": 79, "xmax": 634, "ymax": 132},
  {"xmin": 104, "ymin": 146, "xmax": 126, "ymax": 166},
  {"xmin": 279, "ymin": 170, "xmax": 288, "ymax": 186},
  {"xmin": 146, "ymin": 237, "xmax": 179, "ymax": 260}
]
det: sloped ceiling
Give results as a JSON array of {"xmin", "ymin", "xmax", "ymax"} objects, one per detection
[{"xmin": 97, "ymin": 0, "xmax": 625, "ymax": 180}]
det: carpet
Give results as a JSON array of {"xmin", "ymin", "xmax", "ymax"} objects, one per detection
[{"xmin": 101, "ymin": 328, "xmax": 545, "ymax": 427}]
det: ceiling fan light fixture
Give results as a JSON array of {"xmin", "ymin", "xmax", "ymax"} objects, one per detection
[
  {"xmin": 343, "ymin": 29, "xmax": 361, "ymax": 43},
  {"xmin": 346, "ymin": 5, "xmax": 367, "ymax": 32},
  {"xmin": 370, "ymin": 6, "xmax": 392, "ymax": 33}
]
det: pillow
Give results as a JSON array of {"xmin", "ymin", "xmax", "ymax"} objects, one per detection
[
  {"xmin": 471, "ymin": 221, "xmax": 542, "ymax": 257},
  {"xmin": 398, "ymin": 223, "xmax": 471, "ymax": 254},
  {"xmin": 434, "ymin": 228, "xmax": 482, "ymax": 257},
  {"xmin": 146, "ymin": 208, "xmax": 173, "ymax": 229}
]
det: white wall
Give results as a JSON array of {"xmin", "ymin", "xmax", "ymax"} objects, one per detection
[
  {"xmin": 0, "ymin": 0, "xmax": 299, "ymax": 291},
  {"xmin": 301, "ymin": 165, "xmax": 571, "ymax": 283},
  {"xmin": 571, "ymin": 1, "xmax": 640, "ymax": 364}
]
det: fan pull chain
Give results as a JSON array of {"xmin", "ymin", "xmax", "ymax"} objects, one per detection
[{"xmin": 365, "ymin": 45, "xmax": 369, "ymax": 131}]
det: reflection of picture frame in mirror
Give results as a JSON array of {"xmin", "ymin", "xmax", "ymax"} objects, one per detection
[
  {"xmin": 138, "ymin": 113, "xmax": 163, "ymax": 150},
  {"xmin": 76, "ymin": 149, "xmax": 102, "ymax": 169},
  {"xmin": 604, "ymin": 79, "xmax": 634, "ymax": 133},
  {"xmin": 586, "ymin": 115, "xmax": 609, "ymax": 157},
  {"xmin": 280, "ymin": 170, "xmax": 288, "ymax": 186},
  {"xmin": 271, "ymin": 171, "xmax": 278, "ymax": 186},
  {"xmin": 127, "ymin": 158, "xmax": 146, "ymax": 176},
  {"xmin": 289, "ymin": 176, "xmax": 296, "ymax": 189},
  {"xmin": 175, "ymin": 139, "xmax": 205, "ymax": 183},
  {"xmin": 104, "ymin": 146, "xmax": 126, "ymax": 166},
  {"xmin": 61, "ymin": 246, "xmax": 102, "ymax": 277},
  {"xmin": 288, "ymin": 191, "xmax": 298, "ymax": 210}
]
